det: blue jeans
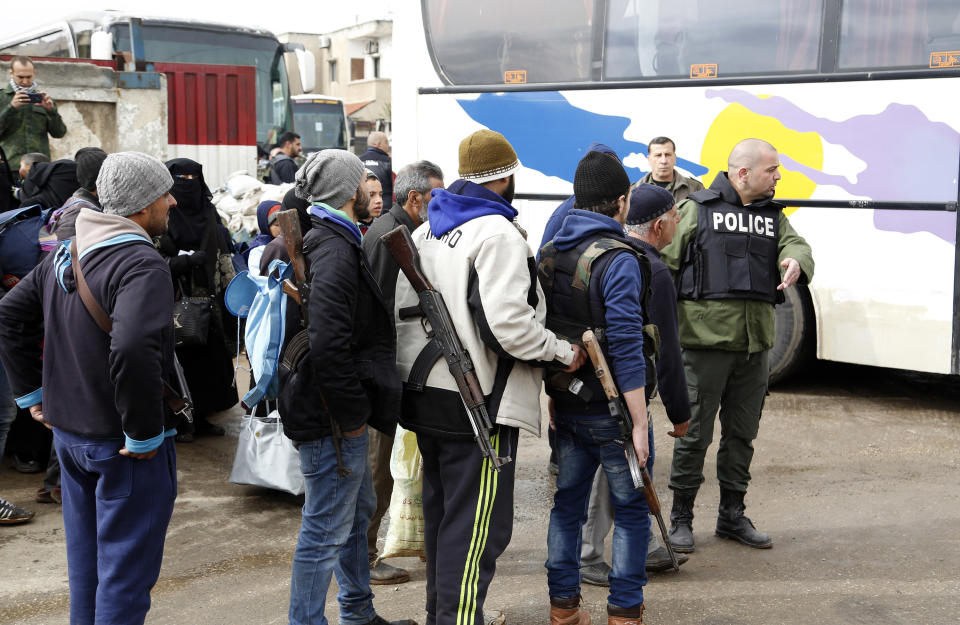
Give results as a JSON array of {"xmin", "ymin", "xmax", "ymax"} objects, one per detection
[
  {"xmin": 546, "ymin": 414, "xmax": 653, "ymax": 609},
  {"xmin": 54, "ymin": 428, "xmax": 177, "ymax": 625},
  {"xmin": 0, "ymin": 363, "xmax": 17, "ymax": 461},
  {"xmin": 290, "ymin": 429, "xmax": 378, "ymax": 625}
]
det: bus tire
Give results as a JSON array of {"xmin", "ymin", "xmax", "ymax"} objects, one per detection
[{"xmin": 769, "ymin": 284, "xmax": 815, "ymax": 385}]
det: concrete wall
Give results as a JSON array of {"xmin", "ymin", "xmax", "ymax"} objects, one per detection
[{"xmin": 1, "ymin": 60, "xmax": 167, "ymax": 162}]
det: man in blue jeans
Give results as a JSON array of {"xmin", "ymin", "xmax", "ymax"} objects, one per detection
[
  {"xmin": 539, "ymin": 152, "xmax": 655, "ymax": 625},
  {"xmin": 0, "ymin": 151, "xmax": 181, "ymax": 623},
  {"xmin": 277, "ymin": 149, "xmax": 416, "ymax": 625}
]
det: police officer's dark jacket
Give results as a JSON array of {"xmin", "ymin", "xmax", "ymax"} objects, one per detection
[
  {"xmin": 678, "ymin": 171, "xmax": 783, "ymax": 305},
  {"xmin": 278, "ymin": 206, "xmax": 401, "ymax": 441},
  {"xmin": 539, "ymin": 209, "xmax": 656, "ymax": 416}
]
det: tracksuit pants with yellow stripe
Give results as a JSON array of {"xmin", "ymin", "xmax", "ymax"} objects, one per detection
[{"xmin": 418, "ymin": 424, "xmax": 519, "ymax": 625}]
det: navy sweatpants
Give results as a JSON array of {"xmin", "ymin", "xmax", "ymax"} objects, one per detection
[
  {"xmin": 54, "ymin": 428, "xmax": 177, "ymax": 625},
  {"xmin": 418, "ymin": 425, "xmax": 518, "ymax": 625}
]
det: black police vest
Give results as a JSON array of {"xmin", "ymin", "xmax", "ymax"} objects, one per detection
[
  {"xmin": 538, "ymin": 234, "xmax": 659, "ymax": 413},
  {"xmin": 677, "ymin": 189, "xmax": 784, "ymax": 305}
]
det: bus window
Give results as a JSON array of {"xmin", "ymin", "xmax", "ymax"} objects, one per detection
[
  {"xmin": 424, "ymin": 0, "xmax": 594, "ymax": 85},
  {"xmin": 838, "ymin": 0, "xmax": 960, "ymax": 70},
  {"xmin": 0, "ymin": 29, "xmax": 72, "ymax": 58},
  {"xmin": 71, "ymin": 20, "xmax": 97, "ymax": 59},
  {"xmin": 605, "ymin": 0, "xmax": 822, "ymax": 79},
  {"xmin": 292, "ymin": 99, "xmax": 348, "ymax": 152}
]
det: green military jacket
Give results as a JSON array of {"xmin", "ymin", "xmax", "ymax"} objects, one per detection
[
  {"xmin": 638, "ymin": 169, "xmax": 705, "ymax": 203},
  {"xmin": 0, "ymin": 85, "xmax": 67, "ymax": 171},
  {"xmin": 660, "ymin": 191, "xmax": 815, "ymax": 354}
]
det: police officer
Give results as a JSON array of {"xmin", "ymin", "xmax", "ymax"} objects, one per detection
[
  {"xmin": 636, "ymin": 136, "xmax": 704, "ymax": 203},
  {"xmin": 659, "ymin": 138, "xmax": 814, "ymax": 552}
]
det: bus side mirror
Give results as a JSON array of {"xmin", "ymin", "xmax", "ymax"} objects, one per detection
[
  {"xmin": 91, "ymin": 31, "xmax": 114, "ymax": 61},
  {"xmin": 295, "ymin": 49, "xmax": 316, "ymax": 93}
]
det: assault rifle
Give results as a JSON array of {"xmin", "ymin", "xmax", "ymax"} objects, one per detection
[
  {"xmin": 582, "ymin": 329, "xmax": 680, "ymax": 572},
  {"xmin": 380, "ymin": 225, "xmax": 511, "ymax": 472},
  {"xmin": 276, "ymin": 209, "xmax": 309, "ymax": 322}
]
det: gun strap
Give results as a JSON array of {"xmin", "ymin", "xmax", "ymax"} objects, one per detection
[
  {"xmin": 70, "ymin": 239, "xmax": 186, "ymax": 414},
  {"xmin": 407, "ymin": 338, "xmax": 443, "ymax": 392}
]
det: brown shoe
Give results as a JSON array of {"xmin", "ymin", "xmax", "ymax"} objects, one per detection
[
  {"xmin": 35, "ymin": 487, "xmax": 62, "ymax": 504},
  {"xmin": 607, "ymin": 604, "xmax": 644, "ymax": 625},
  {"xmin": 550, "ymin": 596, "xmax": 591, "ymax": 625},
  {"xmin": 369, "ymin": 559, "xmax": 410, "ymax": 585}
]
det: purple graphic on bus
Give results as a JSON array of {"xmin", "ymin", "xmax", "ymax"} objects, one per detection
[{"xmin": 707, "ymin": 88, "xmax": 959, "ymax": 245}]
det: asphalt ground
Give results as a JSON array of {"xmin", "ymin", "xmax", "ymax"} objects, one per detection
[{"xmin": 1, "ymin": 360, "xmax": 959, "ymax": 624}]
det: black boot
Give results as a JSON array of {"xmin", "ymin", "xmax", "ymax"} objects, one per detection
[
  {"xmin": 715, "ymin": 489, "xmax": 772, "ymax": 548},
  {"xmin": 667, "ymin": 489, "xmax": 696, "ymax": 553}
]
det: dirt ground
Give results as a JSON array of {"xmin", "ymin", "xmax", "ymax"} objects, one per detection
[{"xmin": 1, "ymin": 361, "xmax": 959, "ymax": 625}]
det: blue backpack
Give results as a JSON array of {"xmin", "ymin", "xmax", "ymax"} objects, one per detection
[
  {"xmin": 0, "ymin": 204, "xmax": 44, "ymax": 279},
  {"xmin": 224, "ymin": 258, "xmax": 292, "ymax": 408}
]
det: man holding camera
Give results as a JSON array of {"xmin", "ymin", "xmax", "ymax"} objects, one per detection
[{"xmin": 1, "ymin": 56, "xmax": 67, "ymax": 174}]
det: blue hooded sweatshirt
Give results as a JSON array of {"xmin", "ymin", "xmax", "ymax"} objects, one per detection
[
  {"xmin": 538, "ymin": 142, "xmax": 620, "ymax": 255},
  {"xmin": 428, "ymin": 179, "xmax": 517, "ymax": 237},
  {"xmin": 552, "ymin": 209, "xmax": 646, "ymax": 396}
]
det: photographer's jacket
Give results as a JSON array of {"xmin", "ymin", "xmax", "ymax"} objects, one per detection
[
  {"xmin": 0, "ymin": 208, "xmax": 177, "ymax": 452},
  {"xmin": 394, "ymin": 180, "xmax": 574, "ymax": 439}
]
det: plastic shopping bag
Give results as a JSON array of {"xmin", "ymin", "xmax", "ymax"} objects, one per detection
[
  {"xmin": 380, "ymin": 425, "xmax": 425, "ymax": 559},
  {"xmin": 228, "ymin": 410, "xmax": 304, "ymax": 495}
]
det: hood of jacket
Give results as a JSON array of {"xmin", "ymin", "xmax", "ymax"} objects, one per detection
[
  {"xmin": 552, "ymin": 209, "xmax": 625, "ymax": 252},
  {"xmin": 428, "ymin": 179, "xmax": 518, "ymax": 237},
  {"xmin": 54, "ymin": 208, "xmax": 153, "ymax": 293}
]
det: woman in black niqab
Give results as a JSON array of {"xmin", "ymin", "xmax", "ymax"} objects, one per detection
[{"xmin": 157, "ymin": 158, "xmax": 238, "ymax": 440}]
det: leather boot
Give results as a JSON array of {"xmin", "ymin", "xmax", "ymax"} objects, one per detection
[
  {"xmin": 550, "ymin": 596, "xmax": 591, "ymax": 625},
  {"xmin": 667, "ymin": 489, "xmax": 696, "ymax": 553},
  {"xmin": 715, "ymin": 489, "xmax": 772, "ymax": 548},
  {"xmin": 607, "ymin": 603, "xmax": 644, "ymax": 625}
]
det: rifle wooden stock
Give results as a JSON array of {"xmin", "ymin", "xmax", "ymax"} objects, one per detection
[
  {"xmin": 380, "ymin": 225, "xmax": 433, "ymax": 293},
  {"xmin": 583, "ymin": 331, "xmax": 619, "ymax": 400},
  {"xmin": 276, "ymin": 209, "xmax": 308, "ymax": 318}
]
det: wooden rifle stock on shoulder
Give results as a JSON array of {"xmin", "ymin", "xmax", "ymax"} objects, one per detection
[
  {"xmin": 581, "ymin": 330, "xmax": 680, "ymax": 572},
  {"xmin": 276, "ymin": 209, "xmax": 309, "ymax": 322},
  {"xmin": 381, "ymin": 224, "xmax": 511, "ymax": 472}
]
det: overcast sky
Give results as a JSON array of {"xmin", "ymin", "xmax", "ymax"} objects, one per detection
[{"xmin": 0, "ymin": 0, "xmax": 394, "ymax": 40}]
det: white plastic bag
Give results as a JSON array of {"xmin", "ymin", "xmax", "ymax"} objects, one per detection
[
  {"xmin": 380, "ymin": 426, "xmax": 425, "ymax": 559},
  {"xmin": 228, "ymin": 410, "xmax": 304, "ymax": 495}
]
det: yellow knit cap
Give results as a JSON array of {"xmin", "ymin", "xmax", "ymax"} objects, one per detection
[{"xmin": 458, "ymin": 129, "xmax": 521, "ymax": 184}]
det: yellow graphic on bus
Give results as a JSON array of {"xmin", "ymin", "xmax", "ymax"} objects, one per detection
[
  {"xmin": 690, "ymin": 64, "xmax": 718, "ymax": 79},
  {"xmin": 930, "ymin": 51, "xmax": 960, "ymax": 68},
  {"xmin": 504, "ymin": 70, "xmax": 527, "ymax": 84},
  {"xmin": 700, "ymin": 97, "xmax": 823, "ymax": 216}
]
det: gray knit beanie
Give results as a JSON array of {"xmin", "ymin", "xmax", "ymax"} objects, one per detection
[
  {"xmin": 97, "ymin": 152, "xmax": 173, "ymax": 217},
  {"xmin": 294, "ymin": 149, "xmax": 365, "ymax": 209}
]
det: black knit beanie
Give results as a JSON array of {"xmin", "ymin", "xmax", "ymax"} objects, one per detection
[
  {"xmin": 75, "ymin": 147, "xmax": 108, "ymax": 192},
  {"xmin": 573, "ymin": 151, "xmax": 630, "ymax": 208}
]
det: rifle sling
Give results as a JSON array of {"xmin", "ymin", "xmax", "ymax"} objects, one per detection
[{"xmin": 70, "ymin": 239, "xmax": 186, "ymax": 414}]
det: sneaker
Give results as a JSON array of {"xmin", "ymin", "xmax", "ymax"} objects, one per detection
[
  {"xmin": 0, "ymin": 497, "xmax": 34, "ymax": 525},
  {"xmin": 175, "ymin": 432, "xmax": 194, "ymax": 443},
  {"xmin": 359, "ymin": 617, "xmax": 418, "ymax": 625},
  {"xmin": 580, "ymin": 561, "xmax": 611, "ymax": 587},
  {"xmin": 35, "ymin": 487, "xmax": 62, "ymax": 504},
  {"xmin": 369, "ymin": 559, "xmax": 410, "ymax": 585}
]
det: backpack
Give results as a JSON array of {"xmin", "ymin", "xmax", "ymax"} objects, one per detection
[
  {"xmin": 0, "ymin": 204, "xmax": 44, "ymax": 285},
  {"xmin": 224, "ymin": 258, "xmax": 292, "ymax": 408}
]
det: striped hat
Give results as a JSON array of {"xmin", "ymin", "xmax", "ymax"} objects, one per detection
[{"xmin": 458, "ymin": 129, "xmax": 521, "ymax": 184}]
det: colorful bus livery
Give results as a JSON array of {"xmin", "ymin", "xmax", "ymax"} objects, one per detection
[{"xmin": 394, "ymin": 0, "xmax": 960, "ymax": 380}]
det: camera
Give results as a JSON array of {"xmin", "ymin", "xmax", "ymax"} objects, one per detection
[{"xmin": 26, "ymin": 92, "xmax": 44, "ymax": 104}]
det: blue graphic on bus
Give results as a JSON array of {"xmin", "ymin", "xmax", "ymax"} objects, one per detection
[{"xmin": 456, "ymin": 91, "xmax": 709, "ymax": 182}]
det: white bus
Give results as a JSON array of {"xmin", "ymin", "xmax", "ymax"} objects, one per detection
[
  {"xmin": 291, "ymin": 95, "xmax": 350, "ymax": 153},
  {"xmin": 393, "ymin": 0, "xmax": 960, "ymax": 381}
]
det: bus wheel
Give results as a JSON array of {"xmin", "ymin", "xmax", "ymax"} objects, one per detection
[{"xmin": 769, "ymin": 285, "xmax": 815, "ymax": 385}]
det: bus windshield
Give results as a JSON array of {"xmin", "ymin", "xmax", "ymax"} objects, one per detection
[
  {"xmin": 292, "ymin": 99, "xmax": 348, "ymax": 152},
  {"xmin": 110, "ymin": 23, "xmax": 292, "ymax": 145}
]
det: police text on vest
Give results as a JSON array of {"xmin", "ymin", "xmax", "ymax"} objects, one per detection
[{"xmin": 712, "ymin": 211, "xmax": 775, "ymax": 237}]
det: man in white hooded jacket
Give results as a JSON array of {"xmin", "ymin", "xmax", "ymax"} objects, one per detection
[{"xmin": 394, "ymin": 130, "xmax": 584, "ymax": 625}]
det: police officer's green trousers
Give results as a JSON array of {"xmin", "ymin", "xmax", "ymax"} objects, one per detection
[{"xmin": 668, "ymin": 348, "xmax": 768, "ymax": 494}]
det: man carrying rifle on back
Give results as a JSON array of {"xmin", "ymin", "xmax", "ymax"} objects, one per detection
[
  {"xmin": 277, "ymin": 150, "xmax": 415, "ymax": 625},
  {"xmin": 393, "ymin": 130, "xmax": 584, "ymax": 625},
  {"xmin": 537, "ymin": 152, "xmax": 656, "ymax": 625}
]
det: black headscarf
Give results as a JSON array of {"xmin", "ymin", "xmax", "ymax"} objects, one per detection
[
  {"xmin": 19, "ymin": 159, "xmax": 79, "ymax": 211},
  {"xmin": 165, "ymin": 158, "xmax": 213, "ymax": 250}
]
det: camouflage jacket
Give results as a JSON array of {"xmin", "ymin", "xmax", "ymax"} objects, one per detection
[
  {"xmin": 638, "ymin": 169, "xmax": 705, "ymax": 203},
  {"xmin": 0, "ymin": 85, "xmax": 67, "ymax": 172}
]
